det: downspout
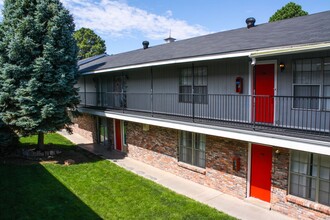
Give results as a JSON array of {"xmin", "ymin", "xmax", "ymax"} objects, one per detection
[
  {"xmin": 249, "ymin": 55, "xmax": 257, "ymax": 130},
  {"xmin": 247, "ymin": 55, "xmax": 256, "ymax": 199}
]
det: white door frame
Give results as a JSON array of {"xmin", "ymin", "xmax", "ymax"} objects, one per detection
[{"xmin": 250, "ymin": 60, "xmax": 278, "ymax": 125}]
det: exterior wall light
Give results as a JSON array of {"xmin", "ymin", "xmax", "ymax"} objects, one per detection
[{"xmin": 279, "ymin": 62, "xmax": 285, "ymax": 72}]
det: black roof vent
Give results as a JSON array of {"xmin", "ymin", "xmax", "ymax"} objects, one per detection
[
  {"xmin": 142, "ymin": 41, "xmax": 149, "ymax": 49},
  {"xmin": 246, "ymin": 17, "xmax": 256, "ymax": 28}
]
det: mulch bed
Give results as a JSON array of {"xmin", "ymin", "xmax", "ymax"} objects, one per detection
[{"xmin": 0, "ymin": 147, "xmax": 101, "ymax": 165}]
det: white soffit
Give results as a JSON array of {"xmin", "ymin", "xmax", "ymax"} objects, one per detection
[{"xmin": 79, "ymin": 108, "xmax": 330, "ymax": 156}]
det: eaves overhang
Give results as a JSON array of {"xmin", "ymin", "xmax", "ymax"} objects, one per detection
[
  {"xmin": 250, "ymin": 42, "xmax": 330, "ymax": 58},
  {"xmin": 80, "ymin": 42, "xmax": 330, "ymax": 76},
  {"xmin": 79, "ymin": 107, "xmax": 330, "ymax": 156},
  {"xmin": 80, "ymin": 51, "xmax": 252, "ymax": 75}
]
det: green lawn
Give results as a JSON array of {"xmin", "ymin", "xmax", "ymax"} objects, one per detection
[
  {"xmin": 19, "ymin": 133, "xmax": 77, "ymax": 150},
  {"xmin": 0, "ymin": 134, "xmax": 235, "ymax": 220}
]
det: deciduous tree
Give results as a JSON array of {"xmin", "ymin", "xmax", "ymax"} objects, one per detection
[
  {"xmin": 0, "ymin": 0, "xmax": 79, "ymax": 149},
  {"xmin": 269, "ymin": 2, "xmax": 308, "ymax": 22},
  {"xmin": 74, "ymin": 28, "xmax": 106, "ymax": 59}
]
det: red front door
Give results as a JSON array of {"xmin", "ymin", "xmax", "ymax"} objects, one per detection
[
  {"xmin": 255, "ymin": 64, "xmax": 275, "ymax": 123},
  {"xmin": 250, "ymin": 144, "xmax": 272, "ymax": 202},
  {"xmin": 115, "ymin": 119, "xmax": 122, "ymax": 151}
]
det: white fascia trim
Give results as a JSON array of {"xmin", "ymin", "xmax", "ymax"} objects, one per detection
[
  {"xmin": 250, "ymin": 42, "xmax": 330, "ymax": 58},
  {"xmin": 79, "ymin": 108, "xmax": 330, "ymax": 156},
  {"xmin": 81, "ymin": 51, "xmax": 251, "ymax": 75}
]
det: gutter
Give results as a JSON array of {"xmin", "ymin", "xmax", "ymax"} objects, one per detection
[{"xmin": 250, "ymin": 42, "xmax": 330, "ymax": 58}]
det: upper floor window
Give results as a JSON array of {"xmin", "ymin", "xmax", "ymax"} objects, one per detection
[
  {"xmin": 179, "ymin": 67, "xmax": 207, "ymax": 104},
  {"xmin": 179, "ymin": 131, "xmax": 206, "ymax": 168},
  {"xmin": 290, "ymin": 151, "xmax": 330, "ymax": 206},
  {"xmin": 293, "ymin": 58, "xmax": 330, "ymax": 110}
]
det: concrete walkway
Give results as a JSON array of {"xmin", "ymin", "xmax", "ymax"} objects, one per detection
[{"xmin": 59, "ymin": 131, "xmax": 293, "ymax": 220}]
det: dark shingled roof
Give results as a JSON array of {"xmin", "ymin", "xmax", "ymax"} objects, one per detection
[{"xmin": 79, "ymin": 11, "xmax": 330, "ymax": 73}]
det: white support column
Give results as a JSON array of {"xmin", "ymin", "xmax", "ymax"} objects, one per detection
[{"xmin": 247, "ymin": 143, "xmax": 252, "ymax": 198}]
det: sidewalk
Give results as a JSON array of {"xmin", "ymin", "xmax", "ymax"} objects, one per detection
[{"xmin": 59, "ymin": 131, "xmax": 293, "ymax": 220}]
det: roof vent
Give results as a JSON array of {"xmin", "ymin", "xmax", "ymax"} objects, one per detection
[
  {"xmin": 246, "ymin": 17, "xmax": 256, "ymax": 28},
  {"xmin": 142, "ymin": 41, "xmax": 149, "ymax": 49},
  {"xmin": 164, "ymin": 36, "xmax": 176, "ymax": 43},
  {"xmin": 164, "ymin": 30, "xmax": 176, "ymax": 43}
]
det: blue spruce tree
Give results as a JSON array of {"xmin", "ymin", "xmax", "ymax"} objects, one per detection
[{"xmin": 0, "ymin": 0, "xmax": 79, "ymax": 149}]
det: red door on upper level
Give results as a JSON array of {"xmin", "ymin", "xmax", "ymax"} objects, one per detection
[
  {"xmin": 114, "ymin": 119, "xmax": 122, "ymax": 151},
  {"xmin": 250, "ymin": 144, "xmax": 272, "ymax": 202},
  {"xmin": 255, "ymin": 64, "xmax": 275, "ymax": 123}
]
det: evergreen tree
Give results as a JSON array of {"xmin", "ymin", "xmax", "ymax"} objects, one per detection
[
  {"xmin": 0, "ymin": 0, "xmax": 79, "ymax": 149},
  {"xmin": 0, "ymin": 118, "xmax": 19, "ymax": 156},
  {"xmin": 269, "ymin": 2, "xmax": 308, "ymax": 22},
  {"xmin": 74, "ymin": 27, "xmax": 106, "ymax": 59}
]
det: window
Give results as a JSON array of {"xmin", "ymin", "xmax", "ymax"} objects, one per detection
[
  {"xmin": 290, "ymin": 151, "xmax": 330, "ymax": 206},
  {"xmin": 179, "ymin": 131, "xmax": 206, "ymax": 168},
  {"xmin": 293, "ymin": 58, "xmax": 330, "ymax": 110},
  {"xmin": 179, "ymin": 67, "xmax": 207, "ymax": 104}
]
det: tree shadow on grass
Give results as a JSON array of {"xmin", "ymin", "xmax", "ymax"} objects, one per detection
[{"xmin": 0, "ymin": 163, "xmax": 102, "ymax": 220}]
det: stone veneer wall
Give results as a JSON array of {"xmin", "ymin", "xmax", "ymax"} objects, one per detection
[
  {"xmin": 72, "ymin": 113, "xmax": 97, "ymax": 142},
  {"xmin": 271, "ymin": 147, "xmax": 330, "ymax": 220},
  {"xmin": 126, "ymin": 122, "xmax": 248, "ymax": 199}
]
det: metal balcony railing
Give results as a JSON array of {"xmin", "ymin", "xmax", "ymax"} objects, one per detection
[{"xmin": 78, "ymin": 92, "xmax": 330, "ymax": 137}]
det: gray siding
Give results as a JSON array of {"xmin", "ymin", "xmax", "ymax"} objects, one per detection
[{"xmin": 78, "ymin": 52, "xmax": 330, "ymax": 132}]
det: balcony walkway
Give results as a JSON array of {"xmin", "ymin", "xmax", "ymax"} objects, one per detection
[
  {"xmin": 81, "ymin": 106, "xmax": 330, "ymax": 142},
  {"xmin": 59, "ymin": 130, "xmax": 294, "ymax": 220}
]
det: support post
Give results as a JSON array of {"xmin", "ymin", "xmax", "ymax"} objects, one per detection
[
  {"xmin": 151, "ymin": 67, "xmax": 154, "ymax": 117},
  {"xmin": 84, "ymin": 76, "xmax": 87, "ymax": 107},
  {"xmin": 192, "ymin": 63, "xmax": 195, "ymax": 122}
]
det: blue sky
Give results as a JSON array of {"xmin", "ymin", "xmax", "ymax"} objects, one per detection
[{"xmin": 0, "ymin": 0, "xmax": 329, "ymax": 54}]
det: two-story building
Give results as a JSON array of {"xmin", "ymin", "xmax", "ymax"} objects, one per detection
[{"xmin": 74, "ymin": 11, "xmax": 330, "ymax": 219}]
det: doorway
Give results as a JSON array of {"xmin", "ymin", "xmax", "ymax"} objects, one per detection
[
  {"xmin": 250, "ymin": 144, "xmax": 272, "ymax": 202},
  {"xmin": 254, "ymin": 64, "xmax": 275, "ymax": 123},
  {"xmin": 114, "ymin": 119, "xmax": 122, "ymax": 151}
]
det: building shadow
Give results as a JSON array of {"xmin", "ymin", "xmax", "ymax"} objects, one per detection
[
  {"xmin": 78, "ymin": 143, "xmax": 127, "ymax": 160},
  {"xmin": 0, "ymin": 163, "xmax": 102, "ymax": 219}
]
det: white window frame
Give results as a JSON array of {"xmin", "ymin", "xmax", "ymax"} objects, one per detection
[
  {"xmin": 292, "ymin": 58, "xmax": 330, "ymax": 111},
  {"xmin": 179, "ymin": 131, "xmax": 206, "ymax": 168},
  {"xmin": 289, "ymin": 150, "xmax": 330, "ymax": 206},
  {"xmin": 179, "ymin": 66, "xmax": 208, "ymax": 104}
]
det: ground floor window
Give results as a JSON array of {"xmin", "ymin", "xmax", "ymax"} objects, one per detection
[
  {"xmin": 290, "ymin": 151, "xmax": 330, "ymax": 206},
  {"xmin": 98, "ymin": 117, "xmax": 108, "ymax": 145},
  {"xmin": 179, "ymin": 131, "xmax": 206, "ymax": 168}
]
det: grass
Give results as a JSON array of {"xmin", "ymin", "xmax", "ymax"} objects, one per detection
[
  {"xmin": 0, "ymin": 134, "xmax": 235, "ymax": 220},
  {"xmin": 19, "ymin": 133, "xmax": 77, "ymax": 150}
]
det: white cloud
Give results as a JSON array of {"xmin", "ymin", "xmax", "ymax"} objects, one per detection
[{"xmin": 61, "ymin": 0, "xmax": 210, "ymax": 40}]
